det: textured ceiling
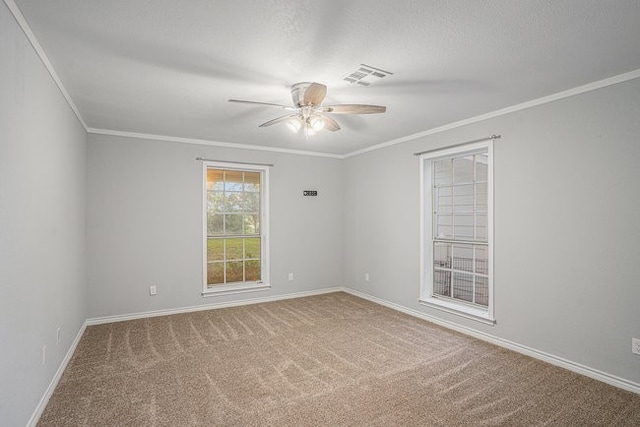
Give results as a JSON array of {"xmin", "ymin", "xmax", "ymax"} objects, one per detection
[{"xmin": 11, "ymin": 0, "xmax": 640, "ymax": 155}]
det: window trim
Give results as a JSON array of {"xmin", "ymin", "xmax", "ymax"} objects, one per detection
[
  {"xmin": 202, "ymin": 161, "xmax": 270, "ymax": 296},
  {"xmin": 419, "ymin": 141, "xmax": 495, "ymax": 324}
]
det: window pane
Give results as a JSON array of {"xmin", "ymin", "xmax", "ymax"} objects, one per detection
[
  {"xmin": 435, "ymin": 209, "xmax": 453, "ymax": 239},
  {"xmin": 452, "ymin": 272, "xmax": 473, "ymax": 302},
  {"xmin": 475, "ymin": 155, "xmax": 488, "ymax": 180},
  {"xmin": 207, "ymin": 239, "xmax": 224, "ymax": 261},
  {"xmin": 244, "ymin": 172, "xmax": 260, "ymax": 192},
  {"xmin": 475, "ymin": 182, "xmax": 488, "ymax": 204},
  {"xmin": 475, "ymin": 214, "xmax": 488, "ymax": 240},
  {"xmin": 225, "ymin": 192, "xmax": 244, "ymax": 211},
  {"xmin": 433, "ymin": 269, "xmax": 451, "ymax": 297},
  {"xmin": 207, "ymin": 169, "xmax": 224, "ymax": 191},
  {"xmin": 244, "ymin": 237, "xmax": 261, "ymax": 259},
  {"xmin": 475, "ymin": 245, "xmax": 488, "ymax": 275},
  {"xmin": 437, "ymin": 212, "xmax": 453, "ymax": 225},
  {"xmin": 434, "ymin": 159, "xmax": 452, "ymax": 185},
  {"xmin": 253, "ymin": 215, "xmax": 261, "ymax": 234},
  {"xmin": 207, "ymin": 262, "xmax": 224, "ymax": 285},
  {"xmin": 452, "ymin": 244, "xmax": 473, "ymax": 272},
  {"xmin": 436, "ymin": 224, "xmax": 453, "ymax": 239},
  {"xmin": 436, "ymin": 185, "xmax": 452, "ymax": 199},
  {"xmin": 245, "ymin": 260, "xmax": 261, "ymax": 282},
  {"xmin": 475, "ymin": 276, "xmax": 488, "ymax": 306},
  {"xmin": 436, "ymin": 202, "xmax": 452, "ymax": 215},
  {"xmin": 243, "ymin": 215, "xmax": 258, "ymax": 235},
  {"xmin": 453, "ymin": 185, "xmax": 474, "ymax": 210},
  {"xmin": 438, "ymin": 185, "xmax": 452, "ymax": 196},
  {"xmin": 244, "ymin": 192, "xmax": 260, "ymax": 212},
  {"xmin": 207, "ymin": 214, "xmax": 224, "ymax": 236},
  {"xmin": 223, "ymin": 170, "xmax": 244, "ymax": 191},
  {"xmin": 225, "ymin": 214, "xmax": 243, "ymax": 234},
  {"xmin": 434, "ymin": 242, "xmax": 451, "ymax": 268},
  {"xmin": 226, "ymin": 238, "xmax": 243, "ymax": 260},
  {"xmin": 226, "ymin": 261, "xmax": 244, "ymax": 283},
  {"xmin": 453, "ymin": 156, "xmax": 474, "ymax": 184},
  {"xmin": 208, "ymin": 191, "xmax": 225, "ymax": 212},
  {"xmin": 453, "ymin": 214, "xmax": 474, "ymax": 239}
]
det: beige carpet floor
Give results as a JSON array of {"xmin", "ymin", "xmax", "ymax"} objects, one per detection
[{"xmin": 39, "ymin": 292, "xmax": 640, "ymax": 426}]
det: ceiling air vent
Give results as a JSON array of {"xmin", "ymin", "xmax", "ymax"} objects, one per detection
[{"xmin": 343, "ymin": 64, "xmax": 393, "ymax": 86}]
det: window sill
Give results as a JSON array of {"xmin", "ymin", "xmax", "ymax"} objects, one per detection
[
  {"xmin": 419, "ymin": 297, "xmax": 496, "ymax": 326},
  {"xmin": 202, "ymin": 283, "xmax": 271, "ymax": 297}
]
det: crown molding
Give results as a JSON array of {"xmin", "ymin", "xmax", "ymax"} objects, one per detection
[
  {"xmin": 87, "ymin": 128, "xmax": 345, "ymax": 159},
  {"xmin": 342, "ymin": 68, "xmax": 640, "ymax": 158},
  {"xmin": 4, "ymin": 0, "xmax": 88, "ymax": 130}
]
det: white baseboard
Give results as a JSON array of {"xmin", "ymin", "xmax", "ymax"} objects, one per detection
[
  {"xmin": 27, "ymin": 320, "xmax": 87, "ymax": 427},
  {"xmin": 343, "ymin": 288, "xmax": 640, "ymax": 395},
  {"xmin": 86, "ymin": 286, "xmax": 346, "ymax": 325}
]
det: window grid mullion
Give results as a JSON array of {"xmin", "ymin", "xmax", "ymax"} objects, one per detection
[
  {"xmin": 241, "ymin": 171, "xmax": 246, "ymax": 236},
  {"xmin": 451, "ymin": 158, "xmax": 456, "ymax": 240},
  {"xmin": 473, "ymin": 154, "xmax": 477, "ymax": 242},
  {"xmin": 434, "ymin": 266, "xmax": 488, "ymax": 279},
  {"xmin": 223, "ymin": 239, "xmax": 227, "ymax": 283},
  {"xmin": 241, "ymin": 238, "xmax": 245, "ymax": 282},
  {"xmin": 472, "ymin": 243, "xmax": 477, "ymax": 304},
  {"xmin": 433, "ymin": 180, "xmax": 488, "ymax": 187}
]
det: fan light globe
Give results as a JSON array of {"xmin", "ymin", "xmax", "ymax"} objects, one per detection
[
  {"xmin": 303, "ymin": 125, "xmax": 316, "ymax": 139},
  {"xmin": 286, "ymin": 120, "xmax": 302, "ymax": 133},
  {"xmin": 310, "ymin": 115, "xmax": 325, "ymax": 131}
]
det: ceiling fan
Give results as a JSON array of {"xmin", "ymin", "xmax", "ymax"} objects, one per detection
[{"xmin": 229, "ymin": 82, "xmax": 386, "ymax": 138}]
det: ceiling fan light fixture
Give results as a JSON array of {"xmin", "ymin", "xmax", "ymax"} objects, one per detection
[
  {"xmin": 230, "ymin": 81, "xmax": 386, "ymax": 138},
  {"xmin": 309, "ymin": 115, "xmax": 325, "ymax": 132},
  {"xmin": 303, "ymin": 124, "xmax": 316, "ymax": 139},
  {"xmin": 286, "ymin": 119, "xmax": 302, "ymax": 133}
]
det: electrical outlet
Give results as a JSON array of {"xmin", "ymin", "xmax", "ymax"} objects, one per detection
[
  {"xmin": 42, "ymin": 345, "xmax": 46, "ymax": 366},
  {"xmin": 56, "ymin": 327, "xmax": 61, "ymax": 345},
  {"xmin": 288, "ymin": 273, "xmax": 294, "ymax": 281},
  {"xmin": 364, "ymin": 273, "xmax": 370, "ymax": 282},
  {"xmin": 149, "ymin": 285, "xmax": 157, "ymax": 296},
  {"xmin": 632, "ymin": 338, "xmax": 640, "ymax": 356}
]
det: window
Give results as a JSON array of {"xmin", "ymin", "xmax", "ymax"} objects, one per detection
[
  {"xmin": 420, "ymin": 141, "xmax": 494, "ymax": 324},
  {"xmin": 203, "ymin": 161, "xmax": 270, "ymax": 295}
]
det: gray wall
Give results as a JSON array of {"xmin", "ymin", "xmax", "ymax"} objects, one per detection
[
  {"xmin": 0, "ymin": 3, "xmax": 87, "ymax": 425},
  {"xmin": 86, "ymin": 134, "xmax": 344, "ymax": 318},
  {"xmin": 343, "ymin": 77, "xmax": 640, "ymax": 384}
]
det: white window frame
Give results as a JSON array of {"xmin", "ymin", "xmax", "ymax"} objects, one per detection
[
  {"xmin": 202, "ymin": 161, "xmax": 270, "ymax": 297},
  {"xmin": 419, "ymin": 140, "xmax": 495, "ymax": 325}
]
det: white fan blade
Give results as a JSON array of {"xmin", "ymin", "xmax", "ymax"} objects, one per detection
[
  {"xmin": 229, "ymin": 99, "xmax": 296, "ymax": 110},
  {"xmin": 258, "ymin": 113, "xmax": 300, "ymax": 128},
  {"xmin": 320, "ymin": 114, "xmax": 341, "ymax": 132},
  {"xmin": 303, "ymin": 83, "xmax": 327, "ymax": 106},
  {"xmin": 321, "ymin": 104, "xmax": 386, "ymax": 114}
]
